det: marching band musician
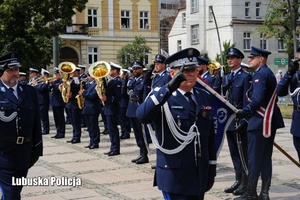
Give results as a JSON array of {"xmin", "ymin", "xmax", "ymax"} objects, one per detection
[
  {"xmin": 235, "ymin": 46, "xmax": 284, "ymax": 200},
  {"xmin": 18, "ymin": 72, "xmax": 28, "ymax": 85},
  {"xmin": 65, "ymin": 67, "xmax": 82, "ymax": 144},
  {"xmin": 49, "ymin": 68, "xmax": 66, "ymax": 139},
  {"xmin": 277, "ymin": 46, "xmax": 300, "ymax": 162},
  {"xmin": 136, "ymin": 48, "xmax": 216, "ymax": 199},
  {"xmin": 0, "ymin": 52, "xmax": 43, "ymax": 199},
  {"xmin": 119, "ymin": 69, "xmax": 131, "ymax": 139},
  {"xmin": 28, "ymin": 67, "xmax": 39, "ymax": 85},
  {"xmin": 126, "ymin": 61, "xmax": 149, "ymax": 164},
  {"xmin": 34, "ymin": 68, "xmax": 51, "ymax": 135},
  {"xmin": 80, "ymin": 72, "xmax": 101, "ymax": 149},
  {"xmin": 102, "ymin": 62, "xmax": 122, "ymax": 156},
  {"xmin": 78, "ymin": 64, "xmax": 87, "ymax": 128},
  {"xmin": 222, "ymin": 48, "xmax": 252, "ymax": 196}
]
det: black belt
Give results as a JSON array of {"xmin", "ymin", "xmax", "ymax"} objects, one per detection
[{"xmin": 0, "ymin": 135, "xmax": 32, "ymax": 144}]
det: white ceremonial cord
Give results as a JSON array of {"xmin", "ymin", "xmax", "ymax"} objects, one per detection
[
  {"xmin": 147, "ymin": 102, "xmax": 200, "ymax": 155},
  {"xmin": 0, "ymin": 111, "xmax": 17, "ymax": 122},
  {"xmin": 290, "ymin": 87, "xmax": 300, "ymax": 97}
]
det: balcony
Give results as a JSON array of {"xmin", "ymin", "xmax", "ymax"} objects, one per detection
[{"xmin": 64, "ymin": 24, "xmax": 89, "ymax": 35}]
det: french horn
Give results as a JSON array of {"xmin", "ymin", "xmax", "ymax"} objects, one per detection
[{"xmin": 58, "ymin": 61, "xmax": 76, "ymax": 103}]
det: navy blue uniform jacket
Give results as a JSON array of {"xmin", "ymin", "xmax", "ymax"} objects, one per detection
[
  {"xmin": 0, "ymin": 82, "xmax": 42, "ymax": 170},
  {"xmin": 136, "ymin": 86, "xmax": 216, "ymax": 196},
  {"xmin": 277, "ymin": 71, "xmax": 300, "ymax": 136},
  {"xmin": 82, "ymin": 80, "xmax": 101, "ymax": 115}
]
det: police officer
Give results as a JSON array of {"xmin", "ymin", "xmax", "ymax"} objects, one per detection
[
  {"xmin": 222, "ymin": 48, "xmax": 252, "ymax": 196},
  {"xmin": 277, "ymin": 46, "xmax": 300, "ymax": 162},
  {"xmin": 28, "ymin": 67, "xmax": 39, "ymax": 85},
  {"xmin": 198, "ymin": 57, "xmax": 216, "ymax": 86},
  {"xmin": 35, "ymin": 68, "xmax": 50, "ymax": 135},
  {"xmin": 80, "ymin": 73, "xmax": 101, "ymax": 149},
  {"xmin": 102, "ymin": 62, "xmax": 122, "ymax": 156},
  {"xmin": 65, "ymin": 67, "xmax": 82, "ymax": 144},
  {"xmin": 136, "ymin": 48, "xmax": 216, "ymax": 199},
  {"xmin": 151, "ymin": 54, "xmax": 171, "ymax": 88},
  {"xmin": 235, "ymin": 46, "xmax": 284, "ymax": 200},
  {"xmin": 18, "ymin": 72, "xmax": 28, "ymax": 85},
  {"xmin": 49, "ymin": 68, "xmax": 66, "ymax": 139},
  {"xmin": 119, "ymin": 69, "xmax": 131, "ymax": 139},
  {"xmin": 0, "ymin": 52, "xmax": 43, "ymax": 199},
  {"xmin": 126, "ymin": 61, "xmax": 149, "ymax": 164}
]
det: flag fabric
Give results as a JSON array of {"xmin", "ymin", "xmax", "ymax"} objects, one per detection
[{"xmin": 196, "ymin": 76, "xmax": 237, "ymax": 157}]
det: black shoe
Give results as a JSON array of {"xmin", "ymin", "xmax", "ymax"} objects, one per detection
[
  {"xmin": 101, "ymin": 130, "xmax": 109, "ymax": 135},
  {"xmin": 89, "ymin": 145, "xmax": 99, "ymax": 149},
  {"xmin": 108, "ymin": 151, "xmax": 120, "ymax": 156},
  {"xmin": 120, "ymin": 135, "xmax": 130, "ymax": 139},
  {"xmin": 81, "ymin": 124, "xmax": 87, "ymax": 128},
  {"xmin": 136, "ymin": 156, "xmax": 149, "ymax": 164},
  {"xmin": 71, "ymin": 139, "xmax": 81, "ymax": 144},
  {"xmin": 55, "ymin": 135, "xmax": 65, "ymax": 139},
  {"xmin": 151, "ymin": 165, "xmax": 156, "ymax": 169},
  {"xmin": 104, "ymin": 151, "xmax": 112, "ymax": 155},
  {"xmin": 84, "ymin": 145, "xmax": 91, "ymax": 148},
  {"xmin": 67, "ymin": 139, "xmax": 75, "ymax": 143},
  {"xmin": 51, "ymin": 135, "xmax": 59, "ymax": 138},
  {"xmin": 131, "ymin": 155, "xmax": 142, "ymax": 163},
  {"xmin": 42, "ymin": 131, "xmax": 49, "ymax": 135}
]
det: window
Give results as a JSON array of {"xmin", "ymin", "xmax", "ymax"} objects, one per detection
[
  {"xmin": 245, "ymin": 2, "xmax": 250, "ymax": 17},
  {"xmin": 191, "ymin": 25, "xmax": 199, "ymax": 44},
  {"xmin": 88, "ymin": 47, "xmax": 98, "ymax": 65},
  {"xmin": 278, "ymin": 39, "xmax": 285, "ymax": 51},
  {"xmin": 260, "ymin": 34, "xmax": 267, "ymax": 50},
  {"xmin": 243, "ymin": 32, "xmax": 251, "ymax": 50},
  {"xmin": 140, "ymin": 11, "xmax": 149, "ymax": 29},
  {"xmin": 88, "ymin": 9, "xmax": 98, "ymax": 28},
  {"xmin": 121, "ymin": 11, "xmax": 130, "ymax": 29},
  {"xmin": 191, "ymin": 0, "xmax": 199, "ymax": 13},
  {"xmin": 182, "ymin": 13, "xmax": 186, "ymax": 28},
  {"xmin": 208, "ymin": 6, "xmax": 213, "ymax": 22},
  {"xmin": 143, "ymin": 53, "xmax": 150, "ymax": 66},
  {"xmin": 177, "ymin": 40, "xmax": 182, "ymax": 51},
  {"xmin": 256, "ymin": 2, "xmax": 261, "ymax": 18}
]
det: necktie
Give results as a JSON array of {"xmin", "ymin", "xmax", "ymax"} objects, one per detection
[
  {"xmin": 185, "ymin": 92, "xmax": 196, "ymax": 109},
  {"xmin": 9, "ymin": 88, "xmax": 18, "ymax": 100}
]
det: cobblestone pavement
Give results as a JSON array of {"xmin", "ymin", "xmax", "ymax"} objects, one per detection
[{"xmin": 4, "ymin": 111, "xmax": 300, "ymax": 200}]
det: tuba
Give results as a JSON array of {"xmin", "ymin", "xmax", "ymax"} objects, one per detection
[
  {"xmin": 88, "ymin": 61, "xmax": 111, "ymax": 104},
  {"xmin": 58, "ymin": 61, "xmax": 76, "ymax": 103},
  {"xmin": 208, "ymin": 60, "xmax": 221, "ymax": 75}
]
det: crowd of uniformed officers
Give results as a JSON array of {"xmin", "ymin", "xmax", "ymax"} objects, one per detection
[{"xmin": 1, "ymin": 44, "xmax": 300, "ymax": 200}]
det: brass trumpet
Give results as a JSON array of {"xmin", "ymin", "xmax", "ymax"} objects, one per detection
[
  {"xmin": 88, "ymin": 61, "xmax": 111, "ymax": 104},
  {"xmin": 58, "ymin": 61, "xmax": 76, "ymax": 103}
]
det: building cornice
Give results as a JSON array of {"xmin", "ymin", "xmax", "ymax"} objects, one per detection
[{"xmin": 231, "ymin": 18, "xmax": 264, "ymax": 25}]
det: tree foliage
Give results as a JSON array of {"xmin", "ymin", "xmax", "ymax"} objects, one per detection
[
  {"xmin": 116, "ymin": 35, "xmax": 152, "ymax": 68},
  {"xmin": 0, "ymin": 0, "xmax": 88, "ymax": 70},
  {"xmin": 215, "ymin": 40, "xmax": 235, "ymax": 73},
  {"xmin": 256, "ymin": 0, "xmax": 299, "ymax": 59}
]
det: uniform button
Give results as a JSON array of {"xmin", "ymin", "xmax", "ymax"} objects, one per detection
[
  {"xmin": 177, "ymin": 115, "xmax": 180, "ymax": 118},
  {"xmin": 19, "ymin": 126, "xmax": 21, "ymax": 129},
  {"xmin": 160, "ymin": 94, "xmax": 164, "ymax": 97},
  {"xmin": 164, "ymin": 165, "xmax": 168, "ymax": 168},
  {"xmin": 1, "ymin": 107, "xmax": 3, "ymax": 109}
]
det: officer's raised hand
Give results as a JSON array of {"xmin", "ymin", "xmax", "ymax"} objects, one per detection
[
  {"xmin": 166, "ymin": 65, "xmax": 186, "ymax": 93},
  {"xmin": 288, "ymin": 60, "xmax": 299, "ymax": 75}
]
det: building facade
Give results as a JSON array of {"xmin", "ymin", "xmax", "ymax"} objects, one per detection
[
  {"xmin": 168, "ymin": 0, "xmax": 291, "ymax": 73},
  {"xmin": 59, "ymin": 0, "xmax": 160, "ymax": 68}
]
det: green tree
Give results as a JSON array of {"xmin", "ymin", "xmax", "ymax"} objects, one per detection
[
  {"xmin": 0, "ymin": 0, "xmax": 88, "ymax": 70},
  {"xmin": 117, "ymin": 35, "xmax": 152, "ymax": 68},
  {"xmin": 257, "ymin": 0, "xmax": 299, "ymax": 60}
]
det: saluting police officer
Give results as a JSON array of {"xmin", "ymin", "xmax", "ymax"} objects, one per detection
[
  {"xmin": 235, "ymin": 47, "xmax": 284, "ymax": 200},
  {"xmin": 222, "ymin": 48, "xmax": 252, "ymax": 196},
  {"xmin": 136, "ymin": 48, "xmax": 216, "ymax": 199},
  {"xmin": 49, "ymin": 68, "xmax": 66, "ymax": 139},
  {"xmin": 102, "ymin": 62, "xmax": 122, "ymax": 156},
  {"xmin": 0, "ymin": 52, "xmax": 43, "ymax": 199},
  {"xmin": 277, "ymin": 46, "xmax": 300, "ymax": 162},
  {"xmin": 126, "ymin": 61, "xmax": 149, "ymax": 164}
]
